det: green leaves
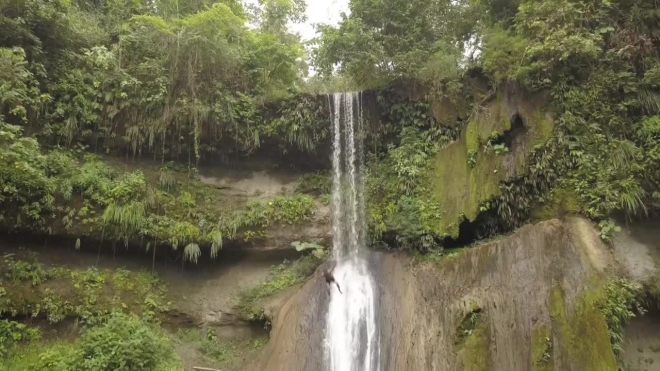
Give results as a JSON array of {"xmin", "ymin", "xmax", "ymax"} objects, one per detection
[
  {"xmin": 312, "ymin": 0, "xmax": 475, "ymax": 87},
  {"xmin": 290, "ymin": 241, "xmax": 325, "ymax": 258},
  {"xmin": 365, "ymin": 104, "xmax": 458, "ymax": 250},
  {"xmin": 0, "ymin": 320, "xmax": 40, "ymax": 358},
  {"xmin": 208, "ymin": 230, "xmax": 223, "ymax": 259},
  {"xmin": 71, "ymin": 312, "xmax": 171, "ymax": 371},
  {"xmin": 233, "ymin": 254, "xmax": 323, "ymax": 322},
  {"xmin": 598, "ymin": 219, "xmax": 621, "ymax": 242},
  {"xmin": 599, "ymin": 279, "xmax": 646, "ymax": 356},
  {"xmin": 0, "ymin": 47, "xmax": 43, "ymax": 123}
]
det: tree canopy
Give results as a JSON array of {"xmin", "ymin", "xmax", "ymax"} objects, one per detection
[{"xmin": 0, "ymin": 0, "xmax": 314, "ymax": 160}]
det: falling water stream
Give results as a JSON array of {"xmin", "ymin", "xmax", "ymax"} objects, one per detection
[{"xmin": 325, "ymin": 92, "xmax": 380, "ymax": 371}]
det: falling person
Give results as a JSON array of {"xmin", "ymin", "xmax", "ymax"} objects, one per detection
[{"xmin": 323, "ymin": 265, "xmax": 342, "ymax": 294}]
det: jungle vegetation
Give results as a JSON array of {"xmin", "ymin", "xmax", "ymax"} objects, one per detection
[
  {"xmin": 1, "ymin": 0, "xmax": 659, "ymax": 369},
  {"xmin": 0, "ymin": 0, "xmax": 658, "ymax": 254},
  {"xmin": 313, "ymin": 0, "xmax": 660, "ymax": 249}
]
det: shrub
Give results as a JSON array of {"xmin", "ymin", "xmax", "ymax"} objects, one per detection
[
  {"xmin": 4, "ymin": 253, "xmax": 51, "ymax": 286},
  {"xmin": 0, "ymin": 320, "xmax": 40, "ymax": 358},
  {"xmin": 35, "ymin": 312, "xmax": 173, "ymax": 371},
  {"xmin": 296, "ymin": 172, "xmax": 331, "ymax": 195}
]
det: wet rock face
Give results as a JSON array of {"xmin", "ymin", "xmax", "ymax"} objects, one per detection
[
  {"xmin": 612, "ymin": 219, "xmax": 660, "ymax": 281},
  {"xmin": 249, "ymin": 218, "xmax": 617, "ymax": 371}
]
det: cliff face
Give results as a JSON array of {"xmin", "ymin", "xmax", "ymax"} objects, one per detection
[
  {"xmin": 431, "ymin": 84, "xmax": 554, "ymax": 238},
  {"xmin": 249, "ymin": 217, "xmax": 618, "ymax": 371}
]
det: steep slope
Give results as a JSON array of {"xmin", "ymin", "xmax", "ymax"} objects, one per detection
[{"xmin": 250, "ymin": 217, "xmax": 618, "ymax": 371}]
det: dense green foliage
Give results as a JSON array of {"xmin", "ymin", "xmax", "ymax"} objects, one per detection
[
  {"xmin": 312, "ymin": 0, "xmax": 477, "ymax": 88},
  {"xmin": 36, "ymin": 312, "xmax": 174, "ymax": 371},
  {"xmin": 366, "ymin": 94, "xmax": 460, "ymax": 249},
  {"xmin": 0, "ymin": 0, "xmax": 329, "ymax": 160},
  {"xmin": 317, "ymin": 0, "xmax": 660, "ymax": 247},
  {"xmin": 599, "ymin": 279, "xmax": 646, "ymax": 357},
  {"xmin": 0, "ymin": 319, "xmax": 40, "ymax": 358},
  {"xmin": 1, "ymin": 253, "xmax": 170, "ymax": 324},
  {"xmin": 0, "ymin": 130, "xmax": 316, "ymax": 262},
  {"xmin": 1, "ymin": 313, "xmax": 180, "ymax": 371},
  {"xmin": 0, "ymin": 251, "xmax": 178, "ymax": 370}
]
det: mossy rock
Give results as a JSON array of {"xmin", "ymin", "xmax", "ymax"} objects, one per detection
[
  {"xmin": 550, "ymin": 285, "xmax": 617, "ymax": 371},
  {"xmin": 531, "ymin": 325, "xmax": 553, "ymax": 371},
  {"xmin": 430, "ymin": 96, "xmax": 470, "ymax": 127},
  {"xmin": 430, "ymin": 86, "xmax": 554, "ymax": 238},
  {"xmin": 457, "ymin": 311, "xmax": 490, "ymax": 371},
  {"xmin": 531, "ymin": 188, "xmax": 581, "ymax": 223}
]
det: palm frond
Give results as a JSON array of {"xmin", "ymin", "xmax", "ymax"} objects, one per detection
[
  {"xmin": 636, "ymin": 89, "xmax": 660, "ymax": 115},
  {"xmin": 618, "ymin": 177, "xmax": 647, "ymax": 216}
]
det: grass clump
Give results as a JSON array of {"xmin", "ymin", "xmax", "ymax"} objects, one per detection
[
  {"xmin": 177, "ymin": 328, "xmax": 237, "ymax": 363},
  {"xmin": 531, "ymin": 325, "xmax": 553, "ymax": 371},
  {"xmin": 415, "ymin": 248, "xmax": 466, "ymax": 265},
  {"xmin": 455, "ymin": 304, "xmax": 483, "ymax": 344}
]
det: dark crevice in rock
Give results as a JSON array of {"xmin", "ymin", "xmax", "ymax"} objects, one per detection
[
  {"xmin": 490, "ymin": 113, "xmax": 528, "ymax": 149},
  {"xmin": 0, "ymin": 232, "xmax": 305, "ymax": 270},
  {"xmin": 441, "ymin": 218, "xmax": 481, "ymax": 249},
  {"xmin": 505, "ymin": 114, "xmax": 527, "ymax": 147}
]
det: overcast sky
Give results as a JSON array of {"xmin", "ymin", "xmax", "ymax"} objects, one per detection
[
  {"xmin": 244, "ymin": 0, "xmax": 349, "ymax": 40},
  {"xmin": 289, "ymin": 0, "xmax": 350, "ymax": 41}
]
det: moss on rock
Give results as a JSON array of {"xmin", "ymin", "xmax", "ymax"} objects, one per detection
[
  {"xmin": 531, "ymin": 188, "xmax": 581, "ymax": 223},
  {"xmin": 430, "ymin": 87, "xmax": 554, "ymax": 238},
  {"xmin": 550, "ymin": 286, "xmax": 617, "ymax": 371},
  {"xmin": 531, "ymin": 325, "xmax": 553, "ymax": 371},
  {"xmin": 459, "ymin": 313, "xmax": 490, "ymax": 371}
]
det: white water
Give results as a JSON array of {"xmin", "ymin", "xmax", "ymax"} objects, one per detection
[{"xmin": 325, "ymin": 92, "xmax": 380, "ymax": 371}]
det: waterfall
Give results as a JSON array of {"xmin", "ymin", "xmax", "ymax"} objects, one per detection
[{"xmin": 325, "ymin": 92, "xmax": 380, "ymax": 371}]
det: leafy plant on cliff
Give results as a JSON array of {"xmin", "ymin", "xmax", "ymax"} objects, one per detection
[
  {"xmin": 233, "ymin": 254, "xmax": 323, "ymax": 323},
  {"xmin": 3, "ymin": 253, "xmax": 54, "ymax": 286},
  {"xmin": 365, "ymin": 95, "xmax": 460, "ymax": 250},
  {"xmin": 599, "ymin": 279, "xmax": 646, "ymax": 357},
  {"xmin": 296, "ymin": 171, "xmax": 331, "ymax": 195},
  {"xmin": 598, "ymin": 219, "xmax": 621, "ymax": 243}
]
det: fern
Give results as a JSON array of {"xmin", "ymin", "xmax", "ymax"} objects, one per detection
[
  {"xmin": 183, "ymin": 243, "xmax": 201, "ymax": 264},
  {"xmin": 208, "ymin": 230, "xmax": 223, "ymax": 259},
  {"xmin": 102, "ymin": 202, "xmax": 146, "ymax": 246}
]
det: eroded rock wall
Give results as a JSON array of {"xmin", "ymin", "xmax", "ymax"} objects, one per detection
[{"xmin": 249, "ymin": 218, "xmax": 618, "ymax": 371}]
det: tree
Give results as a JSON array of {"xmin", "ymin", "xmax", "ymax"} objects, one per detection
[{"xmin": 312, "ymin": 0, "xmax": 477, "ymax": 87}]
